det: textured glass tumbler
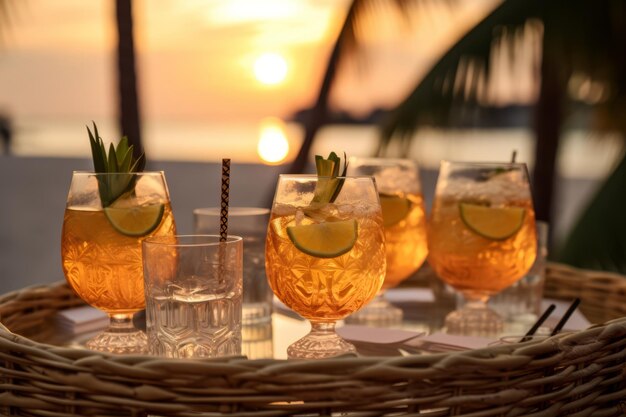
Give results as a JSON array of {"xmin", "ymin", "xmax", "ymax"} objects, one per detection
[
  {"xmin": 142, "ymin": 235, "xmax": 243, "ymax": 358},
  {"xmin": 489, "ymin": 221, "xmax": 549, "ymax": 323},
  {"xmin": 194, "ymin": 207, "xmax": 273, "ymax": 325}
]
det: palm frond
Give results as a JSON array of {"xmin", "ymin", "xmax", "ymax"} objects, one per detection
[
  {"xmin": 379, "ymin": 0, "xmax": 626, "ymax": 153},
  {"xmin": 379, "ymin": 0, "xmax": 542, "ymax": 153},
  {"xmin": 557, "ymin": 151, "xmax": 626, "ymax": 274},
  {"xmin": 285, "ymin": 0, "xmax": 457, "ymax": 177},
  {"xmin": 341, "ymin": 0, "xmax": 452, "ymax": 55}
]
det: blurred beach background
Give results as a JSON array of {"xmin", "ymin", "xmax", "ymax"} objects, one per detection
[{"xmin": 1, "ymin": 0, "xmax": 624, "ymax": 292}]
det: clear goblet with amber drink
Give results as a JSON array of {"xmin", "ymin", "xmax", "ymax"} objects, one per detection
[
  {"xmin": 61, "ymin": 127, "xmax": 176, "ymax": 354},
  {"xmin": 61, "ymin": 171, "xmax": 176, "ymax": 353},
  {"xmin": 346, "ymin": 157, "xmax": 428, "ymax": 325},
  {"xmin": 265, "ymin": 170, "xmax": 386, "ymax": 359},
  {"xmin": 427, "ymin": 161, "xmax": 537, "ymax": 336}
]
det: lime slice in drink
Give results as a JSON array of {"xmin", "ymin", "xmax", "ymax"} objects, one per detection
[
  {"xmin": 287, "ymin": 219, "xmax": 358, "ymax": 258},
  {"xmin": 459, "ymin": 203, "xmax": 525, "ymax": 240},
  {"xmin": 104, "ymin": 202, "xmax": 165, "ymax": 237},
  {"xmin": 379, "ymin": 193, "xmax": 411, "ymax": 227}
]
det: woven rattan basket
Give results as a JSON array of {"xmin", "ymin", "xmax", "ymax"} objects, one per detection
[{"xmin": 1, "ymin": 262, "xmax": 625, "ymax": 416}]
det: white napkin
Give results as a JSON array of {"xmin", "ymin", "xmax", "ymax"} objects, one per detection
[
  {"xmin": 337, "ymin": 325, "xmax": 425, "ymax": 356},
  {"xmin": 542, "ymin": 299, "xmax": 590, "ymax": 331},
  {"xmin": 404, "ymin": 332, "xmax": 495, "ymax": 352},
  {"xmin": 56, "ymin": 306, "xmax": 108, "ymax": 335},
  {"xmin": 384, "ymin": 288, "xmax": 435, "ymax": 304},
  {"xmin": 337, "ymin": 325, "xmax": 423, "ymax": 345}
]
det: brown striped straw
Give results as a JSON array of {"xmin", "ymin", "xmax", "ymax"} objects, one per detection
[
  {"xmin": 218, "ymin": 158, "xmax": 231, "ymax": 285},
  {"xmin": 219, "ymin": 158, "xmax": 231, "ymax": 241}
]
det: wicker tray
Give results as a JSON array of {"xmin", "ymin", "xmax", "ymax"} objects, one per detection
[{"xmin": 1, "ymin": 263, "xmax": 625, "ymax": 416}]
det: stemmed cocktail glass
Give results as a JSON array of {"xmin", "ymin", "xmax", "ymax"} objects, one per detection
[
  {"xmin": 346, "ymin": 157, "xmax": 428, "ymax": 325},
  {"xmin": 61, "ymin": 171, "xmax": 176, "ymax": 354},
  {"xmin": 427, "ymin": 161, "xmax": 537, "ymax": 336},
  {"xmin": 265, "ymin": 175, "xmax": 386, "ymax": 359}
]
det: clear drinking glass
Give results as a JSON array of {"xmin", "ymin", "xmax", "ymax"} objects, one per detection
[
  {"xmin": 265, "ymin": 175, "xmax": 386, "ymax": 359},
  {"xmin": 489, "ymin": 221, "xmax": 549, "ymax": 326},
  {"xmin": 194, "ymin": 207, "xmax": 273, "ymax": 325},
  {"xmin": 346, "ymin": 157, "xmax": 428, "ymax": 325},
  {"xmin": 61, "ymin": 171, "xmax": 176, "ymax": 354},
  {"xmin": 427, "ymin": 161, "xmax": 537, "ymax": 337},
  {"xmin": 142, "ymin": 235, "xmax": 243, "ymax": 358}
]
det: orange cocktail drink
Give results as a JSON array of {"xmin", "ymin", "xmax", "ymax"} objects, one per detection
[
  {"xmin": 346, "ymin": 157, "xmax": 428, "ymax": 325},
  {"xmin": 61, "ymin": 170, "xmax": 176, "ymax": 353},
  {"xmin": 380, "ymin": 191, "xmax": 428, "ymax": 289},
  {"xmin": 265, "ymin": 170, "xmax": 386, "ymax": 359},
  {"xmin": 266, "ymin": 202, "xmax": 385, "ymax": 321},
  {"xmin": 62, "ymin": 202, "xmax": 176, "ymax": 314},
  {"xmin": 427, "ymin": 161, "xmax": 537, "ymax": 336}
]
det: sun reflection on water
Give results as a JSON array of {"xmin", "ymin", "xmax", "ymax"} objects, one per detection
[{"xmin": 257, "ymin": 117, "xmax": 290, "ymax": 164}]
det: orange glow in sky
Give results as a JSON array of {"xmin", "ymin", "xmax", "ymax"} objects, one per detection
[{"xmin": 0, "ymin": 0, "xmax": 500, "ymax": 124}]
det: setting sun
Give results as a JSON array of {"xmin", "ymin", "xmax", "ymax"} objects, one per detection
[
  {"xmin": 254, "ymin": 53, "xmax": 288, "ymax": 85},
  {"xmin": 257, "ymin": 118, "xmax": 290, "ymax": 164}
]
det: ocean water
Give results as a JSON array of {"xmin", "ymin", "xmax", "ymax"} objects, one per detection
[{"xmin": 8, "ymin": 117, "xmax": 623, "ymax": 179}]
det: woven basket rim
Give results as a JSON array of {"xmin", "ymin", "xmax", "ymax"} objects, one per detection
[
  {"xmin": 1, "ymin": 262, "xmax": 625, "ymax": 416},
  {"xmin": 0, "ymin": 261, "xmax": 623, "ymax": 364}
]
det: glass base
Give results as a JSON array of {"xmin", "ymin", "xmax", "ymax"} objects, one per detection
[
  {"xmin": 242, "ymin": 301, "xmax": 273, "ymax": 326},
  {"xmin": 287, "ymin": 322, "xmax": 356, "ymax": 359},
  {"xmin": 85, "ymin": 313, "xmax": 147, "ymax": 355},
  {"xmin": 242, "ymin": 320, "xmax": 274, "ymax": 360},
  {"xmin": 445, "ymin": 300, "xmax": 503, "ymax": 337},
  {"xmin": 344, "ymin": 294, "xmax": 403, "ymax": 327}
]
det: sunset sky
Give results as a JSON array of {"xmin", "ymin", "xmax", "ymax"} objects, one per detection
[{"xmin": 0, "ymin": 0, "xmax": 499, "ymax": 124}]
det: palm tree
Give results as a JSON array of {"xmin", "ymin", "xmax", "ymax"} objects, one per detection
[
  {"xmin": 0, "ymin": 1, "xmax": 142, "ymax": 158},
  {"xmin": 293, "ymin": 0, "xmax": 626, "ymax": 273},
  {"xmin": 286, "ymin": 0, "xmax": 420, "ymax": 175},
  {"xmin": 115, "ymin": 0, "xmax": 143, "ymax": 160}
]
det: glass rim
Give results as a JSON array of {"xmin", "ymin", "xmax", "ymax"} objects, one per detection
[
  {"xmin": 193, "ymin": 207, "xmax": 270, "ymax": 217},
  {"xmin": 143, "ymin": 234, "xmax": 243, "ymax": 247},
  {"xmin": 348, "ymin": 156, "xmax": 418, "ymax": 165},
  {"xmin": 440, "ymin": 160, "xmax": 529, "ymax": 168},
  {"xmin": 278, "ymin": 174, "xmax": 376, "ymax": 180},
  {"xmin": 71, "ymin": 170, "xmax": 166, "ymax": 176}
]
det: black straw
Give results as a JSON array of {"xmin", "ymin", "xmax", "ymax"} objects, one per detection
[
  {"xmin": 521, "ymin": 304, "xmax": 555, "ymax": 342},
  {"xmin": 550, "ymin": 298, "xmax": 581, "ymax": 336}
]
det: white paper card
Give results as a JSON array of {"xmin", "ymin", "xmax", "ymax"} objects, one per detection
[
  {"xmin": 57, "ymin": 306, "xmax": 109, "ymax": 334},
  {"xmin": 542, "ymin": 299, "xmax": 590, "ymax": 331},
  {"xmin": 405, "ymin": 332, "xmax": 495, "ymax": 350},
  {"xmin": 337, "ymin": 325, "xmax": 423, "ymax": 345},
  {"xmin": 385, "ymin": 288, "xmax": 435, "ymax": 304}
]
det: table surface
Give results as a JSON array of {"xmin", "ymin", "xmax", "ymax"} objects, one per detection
[
  {"xmin": 19, "ymin": 293, "xmax": 453, "ymax": 360},
  {"xmin": 16, "ymin": 284, "xmax": 593, "ymax": 360}
]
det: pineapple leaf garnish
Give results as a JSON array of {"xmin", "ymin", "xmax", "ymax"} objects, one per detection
[
  {"xmin": 87, "ymin": 122, "xmax": 145, "ymax": 207},
  {"xmin": 311, "ymin": 152, "xmax": 348, "ymax": 204}
]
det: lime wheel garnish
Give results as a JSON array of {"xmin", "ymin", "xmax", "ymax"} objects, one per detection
[
  {"xmin": 379, "ymin": 193, "xmax": 411, "ymax": 227},
  {"xmin": 287, "ymin": 219, "xmax": 358, "ymax": 258},
  {"xmin": 104, "ymin": 203, "xmax": 165, "ymax": 237},
  {"xmin": 459, "ymin": 203, "xmax": 525, "ymax": 240}
]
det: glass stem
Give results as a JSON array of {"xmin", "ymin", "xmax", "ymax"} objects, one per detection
[
  {"xmin": 108, "ymin": 313, "xmax": 135, "ymax": 333},
  {"xmin": 310, "ymin": 321, "xmax": 336, "ymax": 337},
  {"xmin": 465, "ymin": 299, "xmax": 488, "ymax": 310},
  {"xmin": 462, "ymin": 292, "xmax": 490, "ymax": 308}
]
